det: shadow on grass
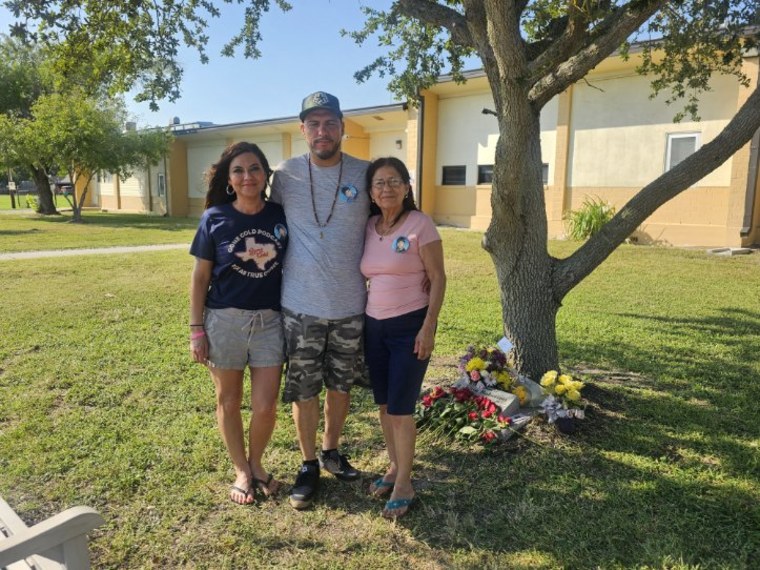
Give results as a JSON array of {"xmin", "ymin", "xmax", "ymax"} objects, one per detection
[
  {"xmin": 379, "ymin": 306, "xmax": 760, "ymax": 566},
  {"xmin": 0, "ymin": 229, "xmax": 42, "ymax": 236},
  {"xmin": 399, "ymin": 380, "xmax": 759, "ymax": 567}
]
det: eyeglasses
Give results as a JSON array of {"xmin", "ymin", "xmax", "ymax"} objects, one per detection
[{"xmin": 371, "ymin": 177, "xmax": 405, "ymax": 190}]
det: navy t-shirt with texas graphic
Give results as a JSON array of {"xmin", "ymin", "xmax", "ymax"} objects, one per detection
[{"xmin": 190, "ymin": 201, "xmax": 288, "ymax": 311}]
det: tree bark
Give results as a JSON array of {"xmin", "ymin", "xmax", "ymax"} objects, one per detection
[
  {"xmin": 483, "ymin": 86, "xmax": 560, "ymax": 380},
  {"xmin": 31, "ymin": 165, "xmax": 57, "ymax": 215}
]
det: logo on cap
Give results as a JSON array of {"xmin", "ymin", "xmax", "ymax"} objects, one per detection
[
  {"xmin": 312, "ymin": 92, "xmax": 330, "ymax": 106},
  {"xmin": 300, "ymin": 91, "xmax": 343, "ymax": 121}
]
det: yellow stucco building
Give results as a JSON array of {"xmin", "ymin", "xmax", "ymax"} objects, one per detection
[{"xmin": 93, "ymin": 50, "xmax": 760, "ymax": 248}]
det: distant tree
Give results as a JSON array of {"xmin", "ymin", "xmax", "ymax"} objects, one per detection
[
  {"xmin": 6, "ymin": 1, "xmax": 760, "ymax": 377},
  {"xmin": 0, "ymin": 36, "xmax": 171, "ymax": 221},
  {"xmin": 0, "ymin": 36, "xmax": 59, "ymax": 213},
  {"xmin": 17, "ymin": 91, "xmax": 171, "ymax": 222}
]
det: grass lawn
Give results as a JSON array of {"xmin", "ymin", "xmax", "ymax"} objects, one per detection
[
  {"xmin": 0, "ymin": 194, "xmax": 34, "ymax": 210},
  {"xmin": 0, "ymin": 211, "xmax": 197, "ymax": 252},
  {"xmin": 1, "ymin": 219, "xmax": 758, "ymax": 569}
]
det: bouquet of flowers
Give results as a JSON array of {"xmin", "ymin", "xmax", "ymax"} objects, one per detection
[
  {"xmin": 539, "ymin": 370, "xmax": 587, "ymax": 422},
  {"xmin": 456, "ymin": 345, "xmax": 513, "ymax": 392},
  {"xmin": 415, "ymin": 385, "xmax": 514, "ymax": 445}
]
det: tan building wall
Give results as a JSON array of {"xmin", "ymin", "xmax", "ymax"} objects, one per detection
[
  {"xmin": 168, "ymin": 138, "xmax": 189, "ymax": 217},
  {"xmin": 418, "ymin": 90, "xmax": 439, "ymax": 214},
  {"xmin": 426, "ymin": 55, "xmax": 759, "ymax": 247},
  {"xmin": 102, "ymin": 58, "xmax": 759, "ymax": 248}
]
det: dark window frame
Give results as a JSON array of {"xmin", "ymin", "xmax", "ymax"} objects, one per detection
[
  {"xmin": 442, "ymin": 165, "xmax": 466, "ymax": 186},
  {"xmin": 477, "ymin": 164, "xmax": 493, "ymax": 184}
]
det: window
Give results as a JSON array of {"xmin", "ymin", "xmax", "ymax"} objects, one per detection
[
  {"xmin": 477, "ymin": 165, "xmax": 493, "ymax": 184},
  {"xmin": 157, "ymin": 173, "xmax": 166, "ymax": 197},
  {"xmin": 442, "ymin": 165, "xmax": 466, "ymax": 185},
  {"xmin": 666, "ymin": 133, "xmax": 699, "ymax": 171},
  {"xmin": 542, "ymin": 163, "xmax": 549, "ymax": 185}
]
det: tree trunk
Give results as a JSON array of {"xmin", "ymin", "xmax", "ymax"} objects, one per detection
[
  {"xmin": 31, "ymin": 166, "xmax": 57, "ymax": 215},
  {"xmin": 483, "ymin": 96, "xmax": 561, "ymax": 380}
]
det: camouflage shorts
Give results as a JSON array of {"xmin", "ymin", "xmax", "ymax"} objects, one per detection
[{"xmin": 281, "ymin": 308, "xmax": 365, "ymax": 403}]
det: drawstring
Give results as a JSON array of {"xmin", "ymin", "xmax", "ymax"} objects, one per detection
[{"xmin": 243, "ymin": 311, "xmax": 265, "ymax": 345}]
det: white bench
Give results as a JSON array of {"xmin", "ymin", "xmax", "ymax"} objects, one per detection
[{"xmin": 0, "ymin": 498, "xmax": 103, "ymax": 570}]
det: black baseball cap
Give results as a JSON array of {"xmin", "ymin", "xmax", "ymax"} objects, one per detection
[{"xmin": 299, "ymin": 91, "xmax": 343, "ymax": 121}]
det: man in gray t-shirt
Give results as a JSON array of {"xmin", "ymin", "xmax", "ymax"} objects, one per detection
[{"xmin": 270, "ymin": 91, "xmax": 370, "ymax": 510}]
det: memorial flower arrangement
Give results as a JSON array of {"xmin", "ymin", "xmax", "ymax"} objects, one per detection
[
  {"xmin": 415, "ymin": 385, "xmax": 513, "ymax": 445},
  {"xmin": 457, "ymin": 345, "xmax": 513, "ymax": 392},
  {"xmin": 456, "ymin": 344, "xmax": 534, "ymax": 405},
  {"xmin": 539, "ymin": 370, "xmax": 587, "ymax": 422}
]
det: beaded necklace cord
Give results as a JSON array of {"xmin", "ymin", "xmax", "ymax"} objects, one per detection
[{"xmin": 308, "ymin": 154, "xmax": 344, "ymax": 239}]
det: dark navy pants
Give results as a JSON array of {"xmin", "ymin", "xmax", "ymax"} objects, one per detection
[{"xmin": 364, "ymin": 306, "xmax": 430, "ymax": 415}]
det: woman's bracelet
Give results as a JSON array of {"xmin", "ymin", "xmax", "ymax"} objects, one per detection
[
  {"xmin": 190, "ymin": 330, "xmax": 206, "ymax": 340},
  {"xmin": 189, "ymin": 323, "xmax": 204, "ymax": 327}
]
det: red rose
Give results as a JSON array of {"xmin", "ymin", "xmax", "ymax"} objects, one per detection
[
  {"xmin": 468, "ymin": 412, "xmax": 478, "ymax": 421},
  {"xmin": 481, "ymin": 430, "xmax": 497, "ymax": 442}
]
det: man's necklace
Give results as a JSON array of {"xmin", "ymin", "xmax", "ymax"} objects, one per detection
[{"xmin": 308, "ymin": 154, "xmax": 343, "ymax": 239}]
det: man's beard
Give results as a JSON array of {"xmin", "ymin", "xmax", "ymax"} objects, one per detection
[{"xmin": 311, "ymin": 139, "xmax": 341, "ymax": 161}]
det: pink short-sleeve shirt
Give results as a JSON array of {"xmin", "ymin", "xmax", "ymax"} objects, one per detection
[{"xmin": 360, "ymin": 210, "xmax": 441, "ymax": 320}]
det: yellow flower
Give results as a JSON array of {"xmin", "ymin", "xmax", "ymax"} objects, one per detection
[
  {"xmin": 512, "ymin": 385, "xmax": 528, "ymax": 405},
  {"xmin": 558, "ymin": 374, "xmax": 573, "ymax": 385},
  {"xmin": 571, "ymin": 381, "xmax": 585, "ymax": 391},
  {"xmin": 554, "ymin": 384, "xmax": 568, "ymax": 395},
  {"xmin": 540, "ymin": 370, "xmax": 558, "ymax": 387},
  {"xmin": 566, "ymin": 389, "xmax": 581, "ymax": 402},
  {"xmin": 466, "ymin": 357, "xmax": 486, "ymax": 372}
]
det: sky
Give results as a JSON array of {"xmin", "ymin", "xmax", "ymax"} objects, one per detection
[{"xmin": 1, "ymin": 1, "xmax": 436, "ymax": 128}]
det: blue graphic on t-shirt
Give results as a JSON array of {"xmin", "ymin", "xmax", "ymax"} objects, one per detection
[
  {"xmin": 393, "ymin": 236, "xmax": 410, "ymax": 253},
  {"xmin": 274, "ymin": 223, "xmax": 288, "ymax": 240},
  {"xmin": 338, "ymin": 184, "xmax": 358, "ymax": 203}
]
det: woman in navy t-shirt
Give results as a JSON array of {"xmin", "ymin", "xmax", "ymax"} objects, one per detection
[{"xmin": 189, "ymin": 142, "xmax": 287, "ymax": 505}]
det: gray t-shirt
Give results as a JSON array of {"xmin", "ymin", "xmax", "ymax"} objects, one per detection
[{"xmin": 271, "ymin": 152, "xmax": 370, "ymax": 319}]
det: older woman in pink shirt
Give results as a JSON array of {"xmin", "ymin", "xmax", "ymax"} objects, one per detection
[{"xmin": 360, "ymin": 157, "xmax": 446, "ymax": 519}]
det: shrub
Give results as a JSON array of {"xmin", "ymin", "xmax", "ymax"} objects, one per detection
[
  {"xmin": 25, "ymin": 195, "xmax": 39, "ymax": 211},
  {"xmin": 565, "ymin": 196, "xmax": 615, "ymax": 240}
]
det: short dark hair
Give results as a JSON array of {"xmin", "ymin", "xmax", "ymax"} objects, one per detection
[
  {"xmin": 365, "ymin": 156, "xmax": 418, "ymax": 216},
  {"xmin": 205, "ymin": 142, "xmax": 273, "ymax": 209}
]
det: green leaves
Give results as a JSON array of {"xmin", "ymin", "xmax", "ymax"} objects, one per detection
[
  {"xmin": 345, "ymin": 3, "xmax": 474, "ymax": 102},
  {"xmin": 564, "ymin": 196, "xmax": 616, "ymax": 241}
]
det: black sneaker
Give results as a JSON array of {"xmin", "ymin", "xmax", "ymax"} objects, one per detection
[
  {"xmin": 319, "ymin": 449, "xmax": 360, "ymax": 481},
  {"xmin": 289, "ymin": 463, "xmax": 320, "ymax": 510}
]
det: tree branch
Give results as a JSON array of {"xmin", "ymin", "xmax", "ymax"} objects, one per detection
[
  {"xmin": 396, "ymin": 0, "xmax": 475, "ymax": 49},
  {"xmin": 529, "ymin": 0, "xmax": 667, "ymax": 109},
  {"xmin": 527, "ymin": 2, "xmax": 590, "ymax": 76},
  {"xmin": 553, "ymin": 82, "xmax": 760, "ymax": 299}
]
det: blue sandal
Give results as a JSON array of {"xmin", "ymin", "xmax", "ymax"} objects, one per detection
[
  {"xmin": 382, "ymin": 496, "xmax": 416, "ymax": 519},
  {"xmin": 369, "ymin": 478, "xmax": 394, "ymax": 497}
]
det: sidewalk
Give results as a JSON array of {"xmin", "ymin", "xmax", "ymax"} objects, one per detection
[{"xmin": 0, "ymin": 243, "xmax": 188, "ymax": 261}]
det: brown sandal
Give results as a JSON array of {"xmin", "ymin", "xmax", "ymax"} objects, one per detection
[{"xmin": 252, "ymin": 474, "xmax": 281, "ymax": 498}]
